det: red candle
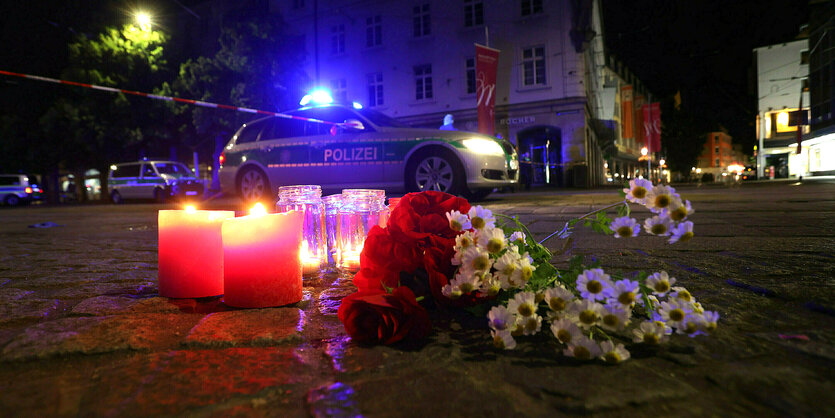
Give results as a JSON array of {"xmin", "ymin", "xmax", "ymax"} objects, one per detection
[
  {"xmin": 222, "ymin": 205, "xmax": 304, "ymax": 308},
  {"xmin": 158, "ymin": 207, "xmax": 234, "ymax": 298}
]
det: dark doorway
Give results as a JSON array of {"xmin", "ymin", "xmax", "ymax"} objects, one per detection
[{"xmin": 517, "ymin": 126, "xmax": 562, "ymax": 187}]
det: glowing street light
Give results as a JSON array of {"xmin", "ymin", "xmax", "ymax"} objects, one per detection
[
  {"xmin": 641, "ymin": 147, "xmax": 648, "ymax": 156},
  {"xmin": 135, "ymin": 11, "xmax": 152, "ymax": 31}
]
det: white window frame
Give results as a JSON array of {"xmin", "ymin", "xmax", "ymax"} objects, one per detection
[
  {"xmin": 465, "ymin": 57, "xmax": 476, "ymax": 94},
  {"xmin": 367, "ymin": 73, "xmax": 384, "ymax": 107},
  {"xmin": 331, "ymin": 24, "xmax": 345, "ymax": 54},
  {"xmin": 366, "ymin": 15, "xmax": 382, "ymax": 47},
  {"xmin": 414, "ymin": 64, "xmax": 433, "ymax": 101},
  {"xmin": 521, "ymin": 46, "xmax": 547, "ymax": 87},
  {"xmin": 413, "ymin": 4, "xmax": 431, "ymax": 37},
  {"xmin": 464, "ymin": 0, "xmax": 484, "ymax": 27},
  {"xmin": 520, "ymin": 0, "xmax": 543, "ymax": 16},
  {"xmin": 332, "ymin": 78, "xmax": 347, "ymax": 103}
]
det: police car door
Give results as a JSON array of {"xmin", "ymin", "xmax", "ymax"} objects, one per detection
[
  {"xmin": 258, "ymin": 117, "xmax": 317, "ymax": 187},
  {"xmin": 140, "ymin": 163, "xmax": 162, "ymax": 197},
  {"xmin": 301, "ymin": 109, "xmax": 383, "ymax": 187}
]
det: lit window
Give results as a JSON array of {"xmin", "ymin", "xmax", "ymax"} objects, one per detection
[
  {"xmin": 414, "ymin": 64, "xmax": 433, "ymax": 101},
  {"xmin": 331, "ymin": 24, "xmax": 345, "ymax": 54},
  {"xmin": 466, "ymin": 57, "xmax": 476, "ymax": 94},
  {"xmin": 366, "ymin": 16, "xmax": 382, "ymax": 47},
  {"xmin": 367, "ymin": 73, "xmax": 383, "ymax": 106},
  {"xmin": 332, "ymin": 79, "xmax": 347, "ymax": 103},
  {"xmin": 464, "ymin": 0, "xmax": 484, "ymax": 27},
  {"xmin": 522, "ymin": 46, "xmax": 546, "ymax": 86},
  {"xmin": 520, "ymin": 0, "xmax": 543, "ymax": 16},
  {"xmin": 413, "ymin": 4, "xmax": 431, "ymax": 37}
]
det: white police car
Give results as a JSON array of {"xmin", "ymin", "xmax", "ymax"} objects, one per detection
[
  {"xmin": 108, "ymin": 160, "xmax": 203, "ymax": 203},
  {"xmin": 218, "ymin": 104, "xmax": 518, "ymax": 202},
  {"xmin": 0, "ymin": 174, "xmax": 33, "ymax": 206}
]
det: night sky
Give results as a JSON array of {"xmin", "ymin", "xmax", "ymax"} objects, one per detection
[
  {"xmin": 1, "ymin": 1, "xmax": 812, "ymax": 153},
  {"xmin": 602, "ymin": 0, "xmax": 810, "ymax": 151}
]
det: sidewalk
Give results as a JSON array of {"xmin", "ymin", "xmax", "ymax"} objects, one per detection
[{"xmin": 0, "ymin": 181, "xmax": 833, "ymax": 416}]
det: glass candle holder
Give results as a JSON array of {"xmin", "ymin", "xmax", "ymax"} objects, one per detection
[
  {"xmin": 337, "ymin": 189, "xmax": 386, "ymax": 273},
  {"xmin": 276, "ymin": 185, "xmax": 326, "ymax": 276},
  {"xmin": 323, "ymin": 194, "xmax": 343, "ymax": 270}
]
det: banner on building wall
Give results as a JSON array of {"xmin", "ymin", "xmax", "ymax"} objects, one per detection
[
  {"xmin": 475, "ymin": 44, "xmax": 500, "ymax": 135},
  {"xmin": 634, "ymin": 94, "xmax": 646, "ymax": 146},
  {"xmin": 642, "ymin": 103, "xmax": 662, "ymax": 152},
  {"xmin": 620, "ymin": 85, "xmax": 634, "ymax": 139}
]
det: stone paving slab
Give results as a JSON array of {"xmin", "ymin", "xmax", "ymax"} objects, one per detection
[{"xmin": 1, "ymin": 181, "xmax": 835, "ymax": 416}]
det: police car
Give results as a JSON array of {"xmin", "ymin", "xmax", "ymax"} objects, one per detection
[
  {"xmin": 218, "ymin": 104, "xmax": 518, "ymax": 202},
  {"xmin": 108, "ymin": 160, "xmax": 203, "ymax": 203},
  {"xmin": 0, "ymin": 174, "xmax": 33, "ymax": 206}
]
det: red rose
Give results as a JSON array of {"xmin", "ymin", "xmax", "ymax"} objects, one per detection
[
  {"xmin": 387, "ymin": 191, "xmax": 470, "ymax": 242},
  {"xmin": 353, "ymin": 226, "xmax": 422, "ymax": 292},
  {"xmin": 338, "ymin": 286, "xmax": 432, "ymax": 345}
]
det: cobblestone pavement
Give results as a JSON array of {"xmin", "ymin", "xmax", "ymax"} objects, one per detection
[{"xmin": 1, "ymin": 180, "xmax": 834, "ymax": 417}]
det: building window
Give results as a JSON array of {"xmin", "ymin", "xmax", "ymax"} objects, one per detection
[
  {"xmin": 367, "ymin": 73, "xmax": 383, "ymax": 107},
  {"xmin": 464, "ymin": 0, "xmax": 484, "ymax": 27},
  {"xmin": 331, "ymin": 24, "xmax": 345, "ymax": 54},
  {"xmin": 293, "ymin": 0, "xmax": 305, "ymax": 9},
  {"xmin": 520, "ymin": 0, "xmax": 543, "ymax": 16},
  {"xmin": 714, "ymin": 146, "xmax": 719, "ymax": 154},
  {"xmin": 715, "ymin": 158, "xmax": 720, "ymax": 167},
  {"xmin": 466, "ymin": 57, "xmax": 476, "ymax": 94},
  {"xmin": 413, "ymin": 4, "xmax": 431, "ymax": 37},
  {"xmin": 332, "ymin": 78, "xmax": 347, "ymax": 103},
  {"xmin": 414, "ymin": 64, "xmax": 433, "ymax": 101},
  {"xmin": 366, "ymin": 16, "xmax": 382, "ymax": 47},
  {"xmin": 522, "ymin": 46, "xmax": 546, "ymax": 86}
]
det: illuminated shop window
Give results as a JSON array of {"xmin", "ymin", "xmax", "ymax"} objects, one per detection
[
  {"xmin": 366, "ymin": 15, "xmax": 382, "ymax": 47},
  {"xmin": 414, "ymin": 64, "xmax": 433, "ymax": 100},
  {"xmin": 464, "ymin": 0, "xmax": 484, "ymax": 27},
  {"xmin": 522, "ymin": 46, "xmax": 546, "ymax": 86},
  {"xmin": 413, "ymin": 4, "xmax": 431, "ymax": 37},
  {"xmin": 466, "ymin": 57, "xmax": 476, "ymax": 94},
  {"xmin": 367, "ymin": 73, "xmax": 383, "ymax": 106}
]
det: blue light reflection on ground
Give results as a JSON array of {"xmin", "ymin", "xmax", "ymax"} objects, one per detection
[{"xmin": 307, "ymin": 381, "xmax": 362, "ymax": 418}]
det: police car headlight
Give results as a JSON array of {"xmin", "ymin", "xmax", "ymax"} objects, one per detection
[
  {"xmin": 461, "ymin": 138, "xmax": 505, "ymax": 156},
  {"xmin": 510, "ymin": 159, "xmax": 519, "ymax": 170}
]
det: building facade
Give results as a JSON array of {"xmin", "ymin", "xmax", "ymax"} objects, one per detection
[
  {"xmin": 273, "ymin": 0, "xmax": 633, "ymax": 187},
  {"xmin": 696, "ymin": 131, "xmax": 739, "ymax": 178},
  {"xmin": 801, "ymin": 1, "xmax": 835, "ymax": 176}
]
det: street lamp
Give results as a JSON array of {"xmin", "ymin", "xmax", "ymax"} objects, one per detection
[
  {"xmin": 641, "ymin": 147, "xmax": 650, "ymax": 181},
  {"xmin": 135, "ymin": 11, "xmax": 152, "ymax": 31}
]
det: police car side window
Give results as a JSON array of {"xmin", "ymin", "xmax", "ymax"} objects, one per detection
[
  {"xmin": 0, "ymin": 176, "xmax": 18, "ymax": 186},
  {"xmin": 115, "ymin": 164, "xmax": 140, "ymax": 178},
  {"xmin": 141, "ymin": 164, "xmax": 157, "ymax": 177},
  {"xmin": 236, "ymin": 120, "xmax": 265, "ymax": 144},
  {"xmin": 262, "ymin": 118, "xmax": 306, "ymax": 140}
]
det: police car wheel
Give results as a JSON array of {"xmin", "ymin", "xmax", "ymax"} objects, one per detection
[
  {"xmin": 4, "ymin": 195, "xmax": 20, "ymax": 206},
  {"xmin": 111, "ymin": 191, "xmax": 123, "ymax": 204},
  {"xmin": 238, "ymin": 167, "xmax": 271, "ymax": 203},
  {"xmin": 406, "ymin": 149, "xmax": 465, "ymax": 196}
]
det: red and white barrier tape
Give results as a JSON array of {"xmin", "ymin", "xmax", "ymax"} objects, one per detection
[{"xmin": 0, "ymin": 69, "xmax": 339, "ymax": 126}]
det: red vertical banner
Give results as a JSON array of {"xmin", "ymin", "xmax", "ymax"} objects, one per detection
[
  {"xmin": 634, "ymin": 94, "xmax": 646, "ymax": 146},
  {"xmin": 620, "ymin": 85, "xmax": 634, "ymax": 139},
  {"xmin": 475, "ymin": 44, "xmax": 500, "ymax": 135},
  {"xmin": 650, "ymin": 102, "xmax": 661, "ymax": 151},
  {"xmin": 642, "ymin": 104, "xmax": 651, "ymax": 150}
]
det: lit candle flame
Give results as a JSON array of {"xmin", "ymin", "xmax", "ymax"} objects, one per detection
[
  {"xmin": 249, "ymin": 202, "xmax": 267, "ymax": 216},
  {"xmin": 185, "ymin": 205, "xmax": 197, "ymax": 214}
]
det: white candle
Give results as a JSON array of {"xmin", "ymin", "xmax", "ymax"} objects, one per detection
[{"xmin": 158, "ymin": 207, "xmax": 234, "ymax": 298}]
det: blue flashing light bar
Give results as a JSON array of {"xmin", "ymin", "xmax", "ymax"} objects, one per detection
[{"xmin": 300, "ymin": 89, "xmax": 334, "ymax": 106}]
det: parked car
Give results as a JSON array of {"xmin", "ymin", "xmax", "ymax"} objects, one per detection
[
  {"xmin": 0, "ymin": 174, "xmax": 33, "ymax": 206},
  {"xmin": 108, "ymin": 160, "xmax": 203, "ymax": 203},
  {"xmin": 218, "ymin": 104, "xmax": 519, "ymax": 202}
]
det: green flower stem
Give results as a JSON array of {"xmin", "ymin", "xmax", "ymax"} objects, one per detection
[{"xmin": 538, "ymin": 201, "xmax": 628, "ymax": 245}]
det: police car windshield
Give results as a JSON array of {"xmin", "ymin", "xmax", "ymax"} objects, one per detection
[
  {"xmin": 354, "ymin": 108, "xmax": 408, "ymax": 128},
  {"xmin": 155, "ymin": 163, "xmax": 191, "ymax": 178},
  {"xmin": 291, "ymin": 106, "xmax": 407, "ymax": 128}
]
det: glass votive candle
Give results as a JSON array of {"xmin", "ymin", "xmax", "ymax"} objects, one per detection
[
  {"xmin": 337, "ymin": 189, "xmax": 386, "ymax": 273},
  {"xmin": 323, "ymin": 194, "xmax": 343, "ymax": 270},
  {"xmin": 276, "ymin": 185, "xmax": 326, "ymax": 276}
]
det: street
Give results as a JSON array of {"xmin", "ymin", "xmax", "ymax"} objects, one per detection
[{"xmin": 1, "ymin": 180, "xmax": 834, "ymax": 416}]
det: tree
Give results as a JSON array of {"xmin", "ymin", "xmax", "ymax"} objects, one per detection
[
  {"xmin": 660, "ymin": 100, "xmax": 713, "ymax": 176},
  {"xmin": 163, "ymin": 11, "xmax": 309, "ymax": 192}
]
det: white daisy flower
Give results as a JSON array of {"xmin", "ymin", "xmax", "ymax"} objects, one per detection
[
  {"xmin": 507, "ymin": 291, "xmax": 538, "ymax": 318},
  {"xmin": 563, "ymin": 335, "xmax": 601, "ymax": 360},
  {"xmin": 567, "ymin": 299, "xmax": 606, "ymax": 329},
  {"xmin": 518, "ymin": 253, "xmax": 536, "ymax": 283},
  {"xmin": 657, "ymin": 299, "xmax": 693, "ymax": 330},
  {"xmin": 576, "ymin": 268, "xmax": 612, "ymax": 301},
  {"xmin": 459, "ymin": 246, "xmax": 492, "ymax": 274},
  {"xmin": 494, "ymin": 251, "xmax": 522, "ymax": 289},
  {"xmin": 477, "ymin": 227, "xmax": 507, "ymax": 254},
  {"xmin": 491, "ymin": 329, "xmax": 517, "ymax": 350},
  {"xmin": 446, "ymin": 210, "xmax": 471, "ymax": 232},
  {"xmin": 478, "ymin": 272, "xmax": 502, "ymax": 297},
  {"xmin": 550, "ymin": 318, "xmax": 583, "ymax": 345},
  {"xmin": 702, "ymin": 310, "xmax": 720, "ymax": 332},
  {"xmin": 451, "ymin": 231, "xmax": 477, "ymax": 266},
  {"xmin": 667, "ymin": 199, "xmax": 694, "ymax": 222},
  {"xmin": 670, "ymin": 286, "xmax": 695, "ymax": 304},
  {"xmin": 678, "ymin": 313, "xmax": 707, "ymax": 336},
  {"xmin": 645, "ymin": 184, "xmax": 679, "ymax": 213},
  {"xmin": 632, "ymin": 320, "xmax": 670, "ymax": 344},
  {"xmin": 692, "ymin": 301, "xmax": 705, "ymax": 314},
  {"xmin": 646, "ymin": 271, "xmax": 676, "ymax": 296},
  {"xmin": 467, "ymin": 206, "xmax": 496, "ymax": 230},
  {"xmin": 441, "ymin": 283, "xmax": 462, "ymax": 299},
  {"xmin": 487, "ymin": 305, "xmax": 516, "ymax": 331},
  {"xmin": 624, "ymin": 178, "xmax": 653, "ymax": 204},
  {"xmin": 544, "ymin": 286, "xmax": 575, "ymax": 314},
  {"xmin": 509, "ymin": 231, "xmax": 526, "ymax": 246},
  {"xmin": 599, "ymin": 304, "xmax": 631, "ymax": 332},
  {"xmin": 519, "ymin": 314, "xmax": 543, "ymax": 336},
  {"xmin": 450, "ymin": 270, "xmax": 481, "ymax": 295},
  {"xmin": 611, "ymin": 216, "xmax": 641, "ymax": 238},
  {"xmin": 606, "ymin": 279, "xmax": 640, "ymax": 308},
  {"xmin": 644, "ymin": 215, "xmax": 672, "ymax": 236},
  {"xmin": 668, "ymin": 221, "xmax": 694, "ymax": 244},
  {"xmin": 599, "ymin": 340, "xmax": 631, "ymax": 364}
]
